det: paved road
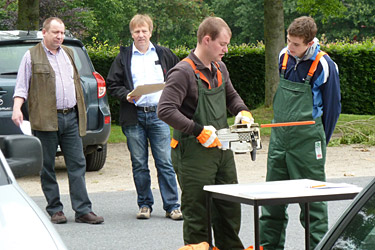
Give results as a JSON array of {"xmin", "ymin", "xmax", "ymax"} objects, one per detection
[{"xmin": 31, "ymin": 176, "xmax": 374, "ymax": 250}]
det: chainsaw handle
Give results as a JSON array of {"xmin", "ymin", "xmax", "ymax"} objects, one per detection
[{"xmin": 260, "ymin": 121, "xmax": 315, "ymax": 128}]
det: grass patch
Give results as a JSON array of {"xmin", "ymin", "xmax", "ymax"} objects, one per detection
[
  {"xmin": 329, "ymin": 115, "xmax": 375, "ymax": 146},
  {"xmin": 107, "ymin": 106, "xmax": 375, "ymax": 146},
  {"xmin": 108, "ymin": 124, "xmax": 125, "ymax": 143}
]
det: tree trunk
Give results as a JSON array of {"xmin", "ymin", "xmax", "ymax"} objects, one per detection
[
  {"xmin": 264, "ymin": 0, "xmax": 284, "ymax": 107},
  {"xmin": 17, "ymin": 0, "xmax": 39, "ymax": 30}
]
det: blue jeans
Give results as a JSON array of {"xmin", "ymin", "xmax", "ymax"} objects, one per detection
[
  {"xmin": 34, "ymin": 110, "xmax": 92, "ymax": 218},
  {"xmin": 122, "ymin": 110, "xmax": 180, "ymax": 212}
]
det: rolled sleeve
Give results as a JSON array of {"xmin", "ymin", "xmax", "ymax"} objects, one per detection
[{"xmin": 13, "ymin": 50, "xmax": 32, "ymax": 100}]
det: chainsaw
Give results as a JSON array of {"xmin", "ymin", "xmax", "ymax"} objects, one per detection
[
  {"xmin": 216, "ymin": 120, "xmax": 316, "ymax": 161},
  {"xmin": 216, "ymin": 123, "xmax": 262, "ymax": 161}
]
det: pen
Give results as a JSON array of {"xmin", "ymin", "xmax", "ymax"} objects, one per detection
[
  {"xmin": 309, "ymin": 184, "xmax": 326, "ymax": 188},
  {"xmin": 133, "ymin": 99, "xmax": 136, "ymax": 105}
]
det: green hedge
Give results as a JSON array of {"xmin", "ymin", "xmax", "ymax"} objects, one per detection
[
  {"xmin": 321, "ymin": 40, "xmax": 375, "ymax": 116},
  {"xmin": 87, "ymin": 41, "xmax": 375, "ymax": 123}
]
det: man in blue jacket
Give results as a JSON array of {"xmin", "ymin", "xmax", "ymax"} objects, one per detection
[
  {"xmin": 106, "ymin": 14, "xmax": 182, "ymax": 220},
  {"xmin": 259, "ymin": 16, "xmax": 341, "ymax": 249}
]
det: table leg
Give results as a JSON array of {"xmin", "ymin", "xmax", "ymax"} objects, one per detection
[
  {"xmin": 254, "ymin": 205, "xmax": 260, "ymax": 250},
  {"xmin": 206, "ymin": 193, "xmax": 213, "ymax": 247},
  {"xmin": 304, "ymin": 203, "xmax": 310, "ymax": 250}
]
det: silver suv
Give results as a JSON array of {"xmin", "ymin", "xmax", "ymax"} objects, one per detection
[{"xmin": 0, "ymin": 30, "xmax": 111, "ymax": 172}]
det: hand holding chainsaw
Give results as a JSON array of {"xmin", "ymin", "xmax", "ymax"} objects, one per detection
[
  {"xmin": 197, "ymin": 125, "xmax": 222, "ymax": 148},
  {"xmin": 235, "ymin": 110, "xmax": 254, "ymax": 125}
]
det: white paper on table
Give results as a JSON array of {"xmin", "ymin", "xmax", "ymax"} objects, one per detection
[{"xmin": 20, "ymin": 120, "xmax": 32, "ymax": 135}]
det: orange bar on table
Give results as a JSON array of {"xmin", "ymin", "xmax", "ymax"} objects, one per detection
[{"xmin": 260, "ymin": 121, "xmax": 315, "ymax": 128}]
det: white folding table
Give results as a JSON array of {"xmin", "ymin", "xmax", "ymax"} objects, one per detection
[{"xmin": 204, "ymin": 179, "xmax": 362, "ymax": 250}]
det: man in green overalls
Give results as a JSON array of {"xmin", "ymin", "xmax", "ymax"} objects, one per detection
[
  {"xmin": 259, "ymin": 16, "xmax": 341, "ymax": 249},
  {"xmin": 158, "ymin": 17, "xmax": 253, "ymax": 249}
]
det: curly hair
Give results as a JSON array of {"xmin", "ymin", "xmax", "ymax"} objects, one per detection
[{"xmin": 287, "ymin": 16, "xmax": 317, "ymax": 44}]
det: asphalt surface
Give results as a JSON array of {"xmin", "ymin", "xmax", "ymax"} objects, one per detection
[{"xmin": 31, "ymin": 176, "xmax": 374, "ymax": 250}]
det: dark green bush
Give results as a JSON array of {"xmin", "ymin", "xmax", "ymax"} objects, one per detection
[
  {"xmin": 321, "ymin": 40, "xmax": 375, "ymax": 115},
  {"xmin": 87, "ymin": 40, "xmax": 375, "ymax": 124},
  {"xmin": 224, "ymin": 44, "xmax": 265, "ymax": 109}
]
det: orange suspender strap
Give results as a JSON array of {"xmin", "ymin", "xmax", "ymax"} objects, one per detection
[
  {"xmin": 281, "ymin": 51, "xmax": 327, "ymax": 81},
  {"xmin": 281, "ymin": 52, "xmax": 289, "ymax": 71},
  {"xmin": 307, "ymin": 51, "xmax": 327, "ymax": 79},
  {"xmin": 213, "ymin": 62, "xmax": 223, "ymax": 87},
  {"xmin": 182, "ymin": 58, "xmax": 222, "ymax": 89}
]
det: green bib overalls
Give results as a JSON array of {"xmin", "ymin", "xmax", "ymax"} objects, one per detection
[
  {"xmin": 172, "ymin": 58, "xmax": 244, "ymax": 250},
  {"xmin": 259, "ymin": 52, "xmax": 328, "ymax": 250}
]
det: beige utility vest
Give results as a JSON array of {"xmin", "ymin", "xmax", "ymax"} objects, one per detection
[{"xmin": 28, "ymin": 43, "xmax": 87, "ymax": 136}]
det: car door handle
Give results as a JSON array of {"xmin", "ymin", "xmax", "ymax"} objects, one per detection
[{"xmin": 0, "ymin": 90, "xmax": 7, "ymax": 95}]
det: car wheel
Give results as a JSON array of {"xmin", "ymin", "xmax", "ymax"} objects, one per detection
[{"xmin": 85, "ymin": 144, "xmax": 107, "ymax": 171}]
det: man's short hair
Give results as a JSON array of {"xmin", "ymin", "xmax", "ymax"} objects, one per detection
[
  {"xmin": 43, "ymin": 17, "xmax": 64, "ymax": 31},
  {"xmin": 197, "ymin": 16, "xmax": 232, "ymax": 44},
  {"xmin": 129, "ymin": 14, "xmax": 153, "ymax": 33},
  {"xmin": 287, "ymin": 16, "xmax": 317, "ymax": 44}
]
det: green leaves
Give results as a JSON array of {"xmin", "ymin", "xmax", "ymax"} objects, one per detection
[{"xmin": 296, "ymin": 0, "xmax": 347, "ymax": 21}]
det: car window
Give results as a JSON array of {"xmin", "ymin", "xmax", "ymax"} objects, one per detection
[
  {"xmin": 331, "ymin": 194, "xmax": 375, "ymax": 249},
  {"xmin": 64, "ymin": 44, "xmax": 93, "ymax": 77},
  {"xmin": 0, "ymin": 44, "xmax": 30, "ymax": 75},
  {"xmin": 0, "ymin": 43, "xmax": 92, "ymax": 77}
]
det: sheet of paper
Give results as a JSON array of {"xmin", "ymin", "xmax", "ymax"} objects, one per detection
[
  {"xmin": 20, "ymin": 120, "xmax": 32, "ymax": 135},
  {"xmin": 128, "ymin": 83, "xmax": 165, "ymax": 96}
]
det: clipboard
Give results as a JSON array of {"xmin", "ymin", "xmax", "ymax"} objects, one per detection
[{"xmin": 128, "ymin": 83, "xmax": 165, "ymax": 96}]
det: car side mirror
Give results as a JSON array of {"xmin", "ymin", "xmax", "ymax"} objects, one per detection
[{"xmin": 0, "ymin": 135, "xmax": 42, "ymax": 178}]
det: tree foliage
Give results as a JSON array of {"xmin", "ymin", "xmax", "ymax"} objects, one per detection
[
  {"xmin": 2, "ymin": 0, "xmax": 94, "ymax": 36},
  {"xmin": 211, "ymin": 0, "xmax": 264, "ymax": 44},
  {"xmin": 81, "ymin": 0, "xmax": 132, "ymax": 45},
  {"xmin": 317, "ymin": 0, "xmax": 375, "ymax": 41},
  {"xmin": 295, "ymin": 0, "xmax": 346, "ymax": 20},
  {"xmin": 17, "ymin": 0, "xmax": 39, "ymax": 30},
  {"xmin": 284, "ymin": 0, "xmax": 373, "ymax": 42},
  {"xmin": 3, "ymin": 0, "xmax": 211, "ymax": 47},
  {"xmin": 126, "ymin": 0, "xmax": 211, "ymax": 48},
  {"xmin": 80, "ymin": 0, "xmax": 211, "ymax": 47},
  {"xmin": 39, "ymin": 0, "xmax": 94, "ymax": 37},
  {"xmin": 0, "ymin": 0, "xmax": 18, "ymax": 29}
]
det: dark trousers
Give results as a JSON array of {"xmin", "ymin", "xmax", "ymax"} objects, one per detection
[
  {"xmin": 34, "ymin": 110, "xmax": 92, "ymax": 218},
  {"xmin": 172, "ymin": 137, "xmax": 244, "ymax": 250}
]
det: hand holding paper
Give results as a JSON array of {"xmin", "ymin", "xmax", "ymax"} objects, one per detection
[
  {"xmin": 128, "ymin": 83, "xmax": 165, "ymax": 97},
  {"xmin": 127, "ymin": 93, "xmax": 141, "ymax": 104},
  {"xmin": 20, "ymin": 120, "xmax": 32, "ymax": 135}
]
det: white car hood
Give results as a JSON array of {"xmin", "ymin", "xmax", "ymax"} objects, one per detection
[{"xmin": 0, "ymin": 184, "xmax": 66, "ymax": 250}]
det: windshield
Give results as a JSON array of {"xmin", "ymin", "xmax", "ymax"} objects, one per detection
[{"xmin": 331, "ymin": 193, "xmax": 375, "ymax": 249}]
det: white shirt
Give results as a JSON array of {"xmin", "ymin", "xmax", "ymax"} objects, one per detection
[{"xmin": 131, "ymin": 43, "xmax": 164, "ymax": 107}]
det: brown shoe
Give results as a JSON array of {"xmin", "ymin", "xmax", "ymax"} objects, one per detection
[
  {"xmin": 75, "ymin": 212, "xmax": 104, "ymax": 224},
  {"xmin": 51, "ymin": 211, "xmax": 67, "ymax": 224}
]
